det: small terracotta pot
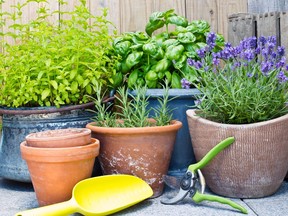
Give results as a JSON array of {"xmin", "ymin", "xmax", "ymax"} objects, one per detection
[
  {"xmin": 186, "ymin": 109, "xmax": 288, "ymax": 198},
  {"xmin": 20, "ymin": 138, "xmax": 100, "ymax": 206},
  {"xmin": 25, "ymin": 128, "xmax": 91, "ymax": 148},
  {"xmin": 86, "ymin": 120, "xmax": 182, "ymax": 198}
]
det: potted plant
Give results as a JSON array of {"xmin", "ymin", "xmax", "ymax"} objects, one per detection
[
  {"xmin": 186, "ymin": 34, "xmax": 288, "ymax": 198},
  {"xmin": 86, "ymin": 83, "xmax": 182, "ymax": 198},
  {"xmin": 111, "ymin": 9, "xmax": 225, "ymax": 176},
  {"xmin": 0, "ymin": 0, "xmax": 118, "ymax": 182}
]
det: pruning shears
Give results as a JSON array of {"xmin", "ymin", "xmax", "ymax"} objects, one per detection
[{"xmin": 161, "ymin": 137, "xmax": 248, "ymax": 214}]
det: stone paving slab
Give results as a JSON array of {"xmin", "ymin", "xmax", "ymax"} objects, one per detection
[
  {"xmin": 1, "ymin": 177, "xmax": 287, "ymax": 216},
  {"xmin": 242, "ymin": 181, "xmax": 288, "ymax": 216}
]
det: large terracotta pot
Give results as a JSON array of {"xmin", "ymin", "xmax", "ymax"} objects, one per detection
[
  {"xmin": 20, "ymin": 138, "xmax": 100, "ymax": 206},
  {"xmin": 25, "ymin": 128, "xmax": 91, "ymax": 148},
  {"xmin": 186, "ymin": 109, "xmax": 288, "ymax": 198},
  {"xmin": 86, "ymin": 120, "xmax": 182, "ymax": 198}
]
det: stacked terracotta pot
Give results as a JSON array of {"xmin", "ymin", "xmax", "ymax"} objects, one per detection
[{"xmin": 20, "ymin": 128, "xmax": 100, "ymax": 206}]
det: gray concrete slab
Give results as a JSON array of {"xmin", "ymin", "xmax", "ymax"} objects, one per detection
[
  {"xmin": 242, "ymin": 182, "xmax": 288, "ymax": 216},
  {"xmin": 1, "ymin": 177, "xmax": 287, "ymax": 216}
]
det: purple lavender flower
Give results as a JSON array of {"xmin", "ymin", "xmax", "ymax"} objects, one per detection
[
  {"xmin": 248, "ymin": 37, "xmax": 257, "ymax": 49},
  {"xmin": 277, "ymin": 46, "xmax": 285, "ymax": 56},
  {"xmin": 276, "ymin": 57, "xmax": 286, "ymax": 69},
  {"xmin": 195, "ymin": 99, "xmax": 202, "ymax": 106},
  {"xmin": 261, "ymin": 61, "xmax": 273, "ymax": 75},
  {"xmin": 247, "ymin": 73, "xmax": 253, "ymax": 78},
  {"xmin": 181, "ymin": 78, "xmax": 191, "ymax": 89},
  {"xmin": 259, "ymin": 36, "xmax": 267, "ymax": 47},
  {"xmin": 195, "ymin": 60, "xmax": 203, "ymax": 69},
  {"xmin": 234, "ymin": 61, "xmax": 241, "ymax": 68},
  {"xmin": 212, "ymin": 57, "xmax": 220, "ymax": 66},
  {"xmin": 197, "ymin": 48, "xmax": 206, "ymax": 58},
  {"xmin": 277, "ymin": 71, "xmax": 288, "ymax": 83},
  {"xmin": 187, "ymin": 58, "xmax": 195, "ymax": 67},
  {"xmin": 225, "ymin": 42, "xmax": 232, "ymax": 48},
  {"xmin": 243, "ymin": 49, "xmax": 254, "ymax": 62},
  {"xmin": 206, "ymin": 32, "xmax": 217, "ymax": 50},
  {"xmin": 219, "ymin": 48, "xmax": 232, "ymax": 60},
  {"xmin": 267, "ymin": 36, "xmax": 277, "ymax": 45},
  {"xmin": 206, "ymin": 32, "xmax": 217, "ymax": 44}
]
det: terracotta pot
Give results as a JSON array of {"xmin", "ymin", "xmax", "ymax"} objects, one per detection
[
  {"xmin": 20, "ymin": 138, "xmax": 100, "ymax": 206},
  {"xmin": 86, "ymin": 120, "xmax": 182, "ymax": 198},
  {"xmin": 186, "ymin": 109, "xmax": 288, "ymax": 198},
  {"xmin": 25, "ymin": 128, "xmax": 91, "ymax": 148}
]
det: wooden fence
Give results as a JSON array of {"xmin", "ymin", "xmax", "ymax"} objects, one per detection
[
  {"xmin": 228, "ymin": 11, "xmax": 288, "ymax": 53},
  {"xmin": 3, "ymin": 1, "xmax": 288, "ymax": 50},
  {"xmin": 0, "ymin": 0, "xmax": 248, "ymax": 41}
]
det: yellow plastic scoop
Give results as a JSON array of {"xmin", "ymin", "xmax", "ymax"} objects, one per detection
[{"xmin": 16, "ymin": 174, "xmax": 153, "ymax": 216}]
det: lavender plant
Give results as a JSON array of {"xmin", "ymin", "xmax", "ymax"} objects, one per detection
[{"xmin": 186, "ymin": 33, "xmax": 288, "ymax": 124}]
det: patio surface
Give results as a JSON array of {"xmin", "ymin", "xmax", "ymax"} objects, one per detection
[{"xmin": 1, "ymin": 176, "xmax": 287, "ymax": 216}]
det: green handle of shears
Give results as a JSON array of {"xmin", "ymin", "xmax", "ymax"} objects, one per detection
[
  {"xmin": 192, "ymin": 191, "xmax": 248, "ymax": 214},
  {"xmin": 188, "ymin": 137, "xmax": 235, "ymax": 172}
]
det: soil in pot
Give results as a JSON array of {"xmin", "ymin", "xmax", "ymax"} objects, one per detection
[
  {"xmin": 20, "ymin": 138, "xmax": 100, "ymax": 206},
  {"xmin": 25, "ymin": 128, "xmax": 91, "ymax": 148}
]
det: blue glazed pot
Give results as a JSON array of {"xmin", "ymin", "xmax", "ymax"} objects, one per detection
[
  {"xmin": 130, "ymin": 88, "xmax": 201, "ymax": 176},
  {"xmin": 0, "ymin": 103, "xmax": 95, "ymax": 182}
]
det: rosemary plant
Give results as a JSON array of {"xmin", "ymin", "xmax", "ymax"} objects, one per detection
[{"xmin": 90, "ymin": 84, "xmax": 173, "ymax": 127}]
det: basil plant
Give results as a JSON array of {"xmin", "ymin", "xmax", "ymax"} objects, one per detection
[{"xmin": 112, "ymin": 9, "xmax": 225, "ymax": 89}]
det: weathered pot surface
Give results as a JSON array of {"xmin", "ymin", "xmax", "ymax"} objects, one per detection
[
  {"xmin": 0, "ymin": 103, "xmax": 95, "ymax": 182},
  {"xmin": 21, "ymin": 138, "xmax": 100, "ymax": 206},
  {"xmin": 86, "ymin": 120, "xmax": 182, "ymax": 198},
  {"xmin": 186, "ymin": 109, "xmax": 288, "ymax": 198},
  {"xmin": 25, "ymin": 128, "xmax": 91, "ymax": 148}
]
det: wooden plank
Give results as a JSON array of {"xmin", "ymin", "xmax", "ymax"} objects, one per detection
[
  {"xmin": 89, "ymin": 0, "xmax": 121, "ymax": 34},
  {"xmin": 248, "ymin": 0, "xmax": 288, "ymax": 13},
  {"xmin": 119, "ymin": 0, "xmax": 154, "ymax": 33},
  {"xmin": 1, "ymin": 0, "xmax": 20, "ymax": 45},
  {"xmin": 256, "ymin": 12, "xmax": 280, "ymax": 45},
  {"xmin": 228, "ymin": 13, "xmax": 256, "ymax": 46},
  {"xmin": 59, "ymin": 0, "xmax": 81, "ymax": 21},
  {"xmin": 153, "ymin": 0, "xmax": 186, "ymax": 16},
  {"xmin": 186, "ymin": 0, "xmax": 248, "ymax": 41},
  {"xmin": 185, "ymin": 0, "xmax": 218, "ymax": 33},
  {"xmin": 217, "ymin": 0, "xmax": 248, "ymax": 41},
  {"xmin": 151, "ymin": 0, "xmax": 186, "ymax": 34},
  {"xmin": 280, "ymin": 12, "xmax": 288, "ymax": 58}
]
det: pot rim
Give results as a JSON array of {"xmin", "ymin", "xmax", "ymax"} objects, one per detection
[
  {"xmin": 186, "ymin": 109, "xmax": 288, "ymax": 128},
  {"xmin": 25, "ymin": 128, "xmax": 91, "ymax": 142},
  {"xmin": 86, "ymin": 120, "xmax": 182, "ymax": 135},
  {"xmin": 20, "ymin": 138, "xmax": 100, "ymax": 162},
  {"xmin": 0, "ymin": 102, "xmax": 94, "ymax": 115}
]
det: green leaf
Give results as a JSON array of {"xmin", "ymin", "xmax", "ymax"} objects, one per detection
[
  {"xmin": 41, "ymin": 89, "xmax": 50, "ymax": 100},
  {"xmin": 50, "ymin": 80, "xmax": 58, "ymax": 90},
  {"xmin": 171, "ymin": 72, "xmax": 182, "ymax": 88},
  {"xmin": 82, "ymin": 79, "xmax": 90, "ymax": 87},
  {"xmin": 166, "ymin": 15, "xmax": 188, "ymax": 27},
  {"xmin": 37, "ymin": 71, "xmax": 45, "ymax": 80},
  {"xmin": 71, "ymin": 81, "xmax": 78, "ymax": 94},
  {"xmin": 177, "ymin": 32, "xmax": 196, "ymax": 44},
  {"xmin": 85, "ymin": 84, "xmax": 92, "ymax": 94},
  {"xmin": 70, "ymin": 70, "xmax": 77, "ymax": 80}
]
